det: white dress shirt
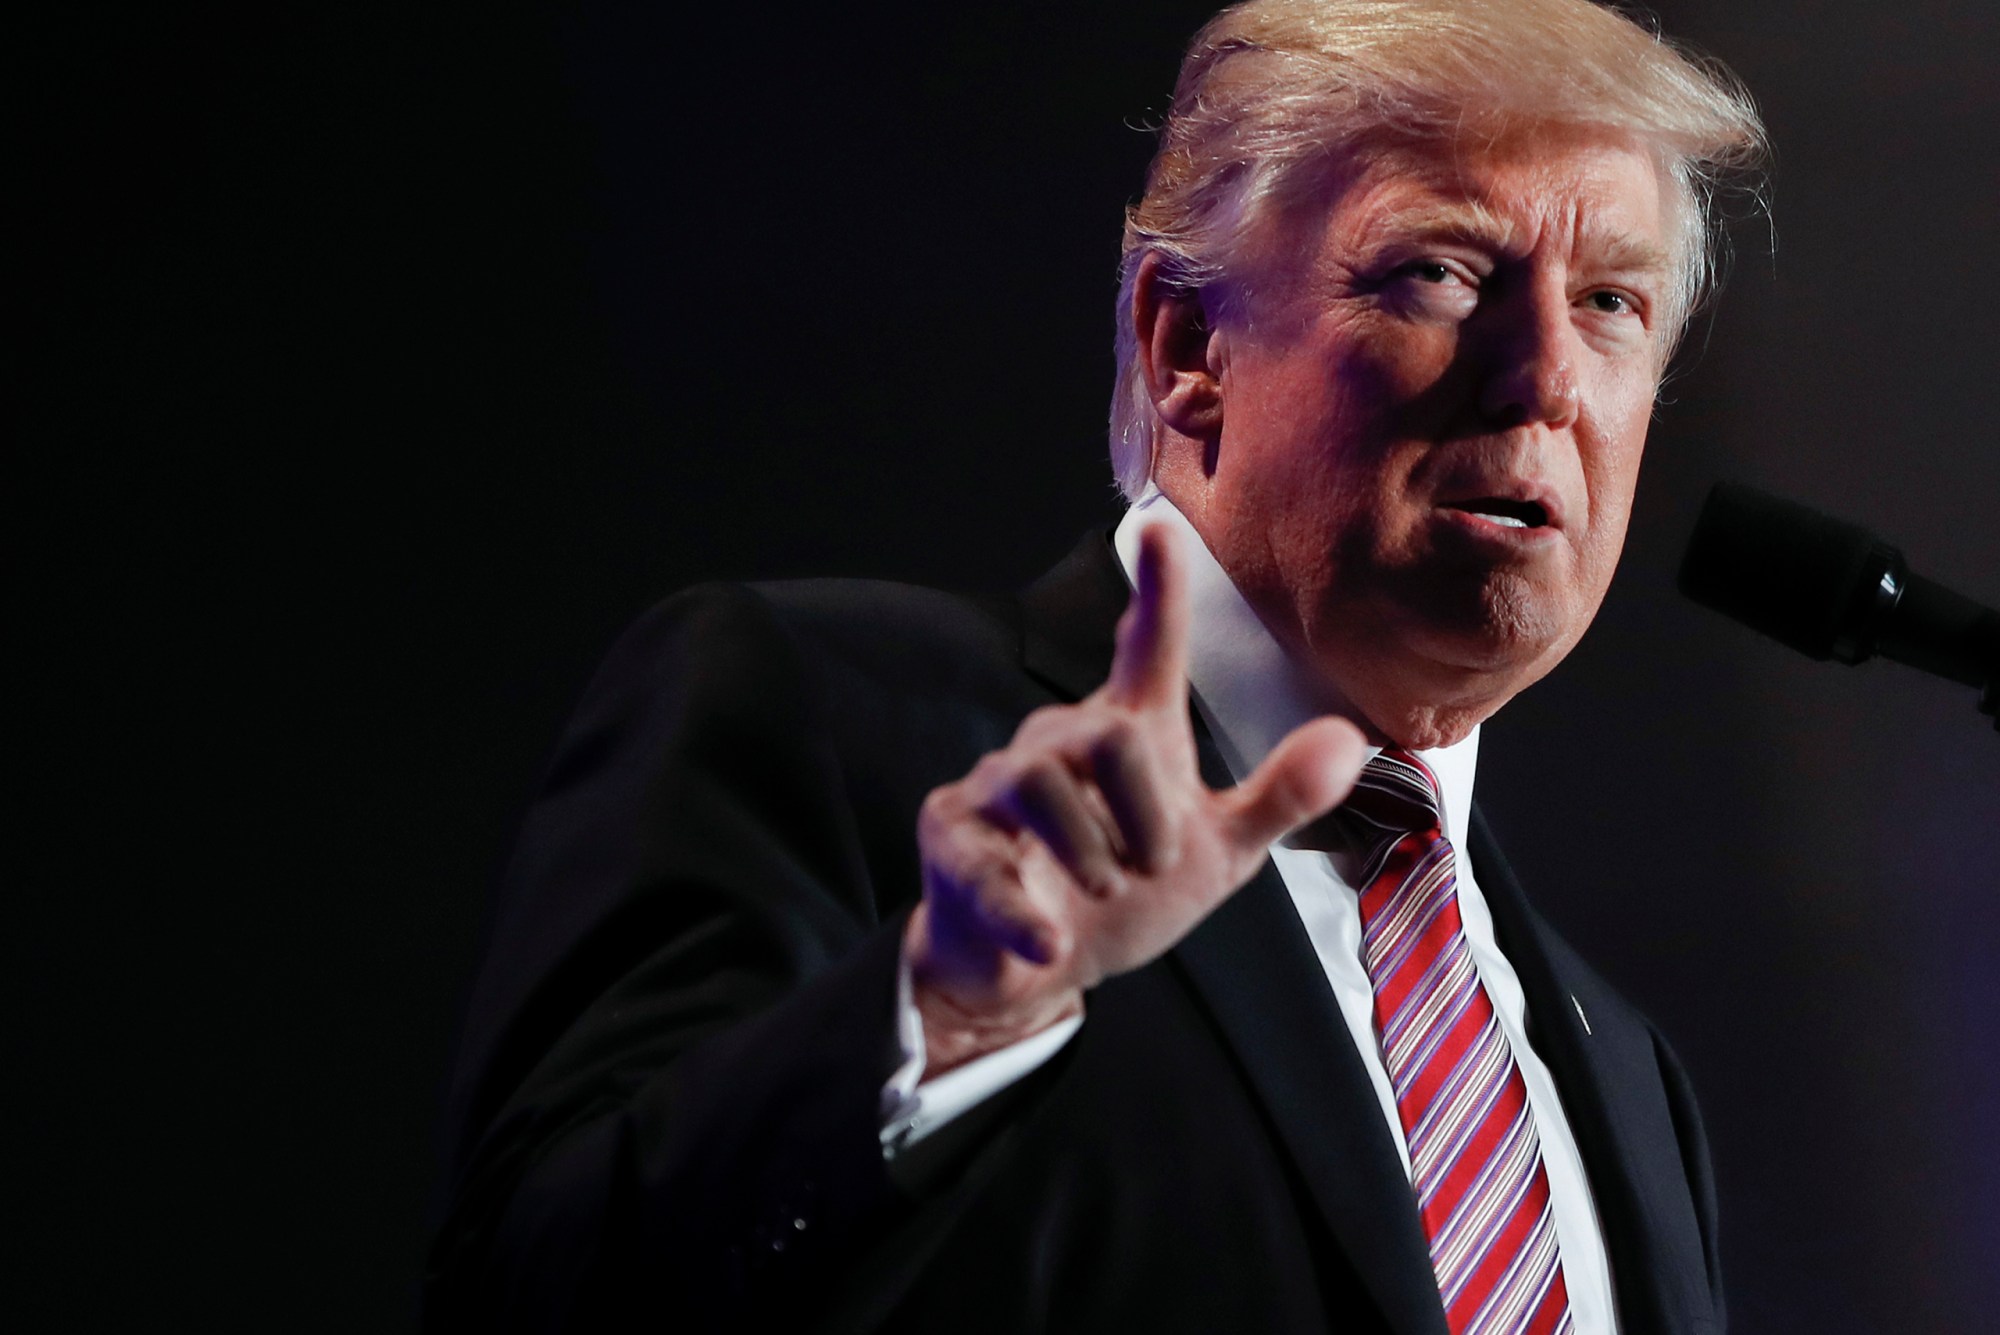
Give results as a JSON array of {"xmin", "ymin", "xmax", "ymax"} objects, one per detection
[{"xmin": 882, "ymin": 494, "xmax": 1620, "ymax": 1333}]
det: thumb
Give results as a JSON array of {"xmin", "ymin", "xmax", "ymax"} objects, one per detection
[{"xmin": 1220, "ymin": 715, "xmax": 1369, "ymax": 853}]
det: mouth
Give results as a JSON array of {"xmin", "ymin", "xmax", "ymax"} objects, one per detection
[{"xmin": 1438, "ymin": 496, "xmax": 1553, "ymax": 531}]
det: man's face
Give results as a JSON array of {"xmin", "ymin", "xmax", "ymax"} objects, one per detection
[{"xmin": 1165, "ymin": 130, "xmax": 1675, "ymax": 745}]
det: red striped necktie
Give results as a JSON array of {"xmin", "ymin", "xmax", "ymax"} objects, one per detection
[{"xmin": 1342, "ymin": 749, "xmax": 1573, "ymax": 1335}]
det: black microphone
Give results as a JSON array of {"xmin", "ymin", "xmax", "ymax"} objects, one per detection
[{"xmin": 1678, "ymin": 482, "xmax": 2000, "ymax": 724}]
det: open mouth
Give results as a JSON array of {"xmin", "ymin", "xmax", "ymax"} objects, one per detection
[{"xmin": 1442, "ymin": 497, "xmax": 1551, "ymax": 530}]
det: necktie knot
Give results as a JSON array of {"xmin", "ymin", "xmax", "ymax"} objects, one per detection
[
  {"xmin": 1283, "ymin": 746, "xmax": 1443, "ymax": 856},
  {"xmin": 1343, "ymin": 747, "xmax": 1444, "ymax": 843}
]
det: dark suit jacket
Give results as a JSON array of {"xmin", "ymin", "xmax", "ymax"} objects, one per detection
[{"xmin": 425, "ymin": 533, "xmax": 1726, "ymax": 1334}]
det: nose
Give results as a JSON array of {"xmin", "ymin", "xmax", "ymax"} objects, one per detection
[{"xmin": 1476, "ymin": 280, "xmax": 1581, "ymax": 430}]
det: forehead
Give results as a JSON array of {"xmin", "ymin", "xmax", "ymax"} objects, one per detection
[{"xmin": 1275, "ymin": 130, "xmax": 1677, "ymax": 278}]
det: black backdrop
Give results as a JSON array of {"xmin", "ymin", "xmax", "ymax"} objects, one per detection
[{"xmin": 18, "ymin": 1, "xmax": 2000, "ymax": 1328}]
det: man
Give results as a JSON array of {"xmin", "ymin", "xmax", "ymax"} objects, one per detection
[{"xmin": 427, "ymin": 1, "xmax": 1765, "ymax": 1331}]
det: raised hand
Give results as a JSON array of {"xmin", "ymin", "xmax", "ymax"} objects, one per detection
[{"xmin": 903, "ymin": 525, "xmax": 1369, "ymax": 1075}]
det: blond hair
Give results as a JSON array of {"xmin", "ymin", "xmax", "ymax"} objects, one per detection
[{"xmin": 1109, "ymin": 0, "xmax": 1767, "ymax": 498}]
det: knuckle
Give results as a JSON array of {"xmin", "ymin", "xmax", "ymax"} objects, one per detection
[
  {"xmin": 962, "ymin": 846, "xmax": 1023, "ymax": 895},
  {"xmin": 967, "ymin": 749, "xmax": 1014, "ymax": 788},
  {"xmin": 1015, "ymin": 755, "xmax": 1067, "ymax": 797},
  {"xmin": 919, "ymin": 784, "xmax": 955, "ymax": 821},
  {"xmin": 974, "ymin": 881, "xmax": 1051, "ymax": 954},
  {"xmin": 1016, "ymin": 703, "xmax": 1071, "ymax": 742},
  {"xmin": 918, "ymin": 785, "xmax": 968, "ymax": 838},
  {"xmin": 1090, "ymin": 713, "xmax": 1138, "ymax": 758},
  {"xmin": 1078, "ymin": 859, "xmax": 1129, "ymax": 899},
  {"xmin": 964, "ymin": 755, "xmax": 1029, "ymax": 819},
  {"xmin": 929, "ymin": 842, "xmax": 1022, "ymax": 914}
]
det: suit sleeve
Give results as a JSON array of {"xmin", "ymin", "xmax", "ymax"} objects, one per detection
[{"xmin": 425, "ymin": 583, "xmax": 930, "ymax": 1332}]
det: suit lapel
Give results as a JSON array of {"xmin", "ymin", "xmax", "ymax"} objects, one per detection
[
  {"xmin": 1019, "ymin": 532, "xmax": 1449, "ymax": 1335},
  {"xmin": 1174, "ymin": 733, "xmax": 1452, "ymax": 1335},
  {"xmin": 1469, "ymin": 811, "xmax": 1718, "ymax": 1335}
]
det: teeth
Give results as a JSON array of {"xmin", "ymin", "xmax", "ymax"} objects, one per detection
[{"xmin": 1479, "ymin": 513, "xmax": 1529, "ymax": 528}]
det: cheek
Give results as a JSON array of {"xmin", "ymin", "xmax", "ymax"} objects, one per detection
[
  {"xmin": 1220, "ymin": 367, "xmax": 1349, "ymax": 512},
  {"xmin": 1585, "ymin": 359, "xmax": 1655, "ymax": 462},
  {"xmin": 1577, "ymin": 403, "xmax": 1651, "ymax": 563},
  {"xmin": 1331, "ymin": 322, "xmax": 1460, "ymax": 432},
  {"xmin": 1234, "ymin": 309, "xmax": 1438, "ymax": 442}
]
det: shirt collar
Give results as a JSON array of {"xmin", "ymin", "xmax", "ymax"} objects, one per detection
[{"xmin": 1111, "ymin": 492, "xmax": 1480, "ymax": 845}]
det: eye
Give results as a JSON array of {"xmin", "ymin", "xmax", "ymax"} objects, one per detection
[
  {"xmin": 1373, "ymin": 255, "xmax": 1482, "ymax": 319},
  {"xmin": 1380, "ymin": 257, "xmax": 1480, "ymax": 310},
  {"xmin": 1583, "ymin": 288, "xmax": 1636, "ymax": 315},
  {"xmin": 1399, "ymin": 259, "xmax": 1464, "ymax": 285}
]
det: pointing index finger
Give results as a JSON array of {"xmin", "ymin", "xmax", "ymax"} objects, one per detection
[{"xmin": 1107, "ymin": 523, "xmax": 1191, "ymax": 711}]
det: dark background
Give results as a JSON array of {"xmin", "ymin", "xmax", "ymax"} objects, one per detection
[{"xmin": 18, "ymin": 0, "xmax": 1999, "ymax": 1328}]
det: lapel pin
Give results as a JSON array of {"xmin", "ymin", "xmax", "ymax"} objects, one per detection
[{"xmin": 1571, "ymin": 994, "xmax": 1593, "ymax": 1036}]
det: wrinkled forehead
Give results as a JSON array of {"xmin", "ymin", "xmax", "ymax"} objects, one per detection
[
  {"xmin": 1243, "ymin": 125, "xmax": 1692, "ymax": 302},
  {"xmin": 1360, "ymin": 131, "xmax": 1673, "ymax": 259}
]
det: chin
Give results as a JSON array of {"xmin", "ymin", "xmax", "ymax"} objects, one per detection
[{"xmin": 1400, "ymin": 572, "xmax": 1576, "ymax": 677}]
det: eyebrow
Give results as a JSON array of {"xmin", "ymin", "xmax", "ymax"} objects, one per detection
[{"xmin": 1364, "ymin": 201, "xmax": 1676, "ymax": 277}]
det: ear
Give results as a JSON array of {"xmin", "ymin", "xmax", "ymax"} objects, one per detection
[{"xmin": 1131, "ymin": 251, "xmax": 1226, "ymax": 442}]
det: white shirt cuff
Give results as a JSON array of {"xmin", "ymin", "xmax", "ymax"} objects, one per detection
[{"xmin": 879, "ymin": 949, "xmax": 1084, "ymax": 1157}]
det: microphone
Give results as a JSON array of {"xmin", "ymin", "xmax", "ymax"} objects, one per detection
[{"xmin": 1677, "ymin": 482, "xmax": 2000, "ymax": 725}]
